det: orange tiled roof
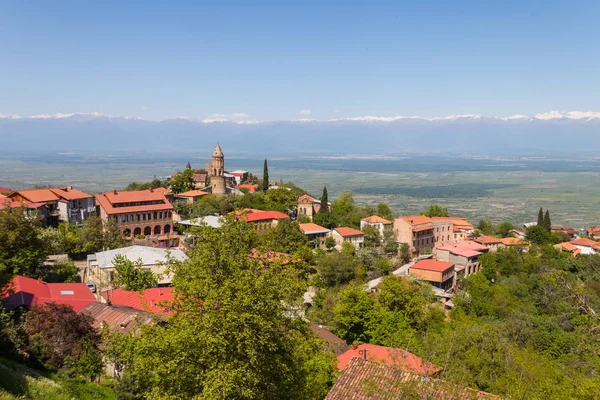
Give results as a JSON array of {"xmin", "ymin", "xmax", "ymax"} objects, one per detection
[
  {"xmin": 431, "ymin": 216, "xmax": 474, "ymax": 230},
  {"xmin": 361, "ymin": 215, "xmax": 393, "ymax": 225},
  {"xmin": 10, "ymin": 188, "xmax": 60, "ymax": 203},
  {"xmin": 337, "ymin": 344, "xmax": 442, "ymax": 375},
  {"xmin": 475, "ymin": 235, "xmax": 503, "ymax": 245},
  {"xmin": 174, "ymin": 190, "xmax": 208, "ymax": 198},
  {"xmin": 236, "ymin": 184, "xmax": 258, "ymax": 193},
  {"xmin": 298, "ymin": 194, "xmax": 316, "ymax": 203},
  {"xmin": 95, "ymin": 190, "xmax": 173, "ymax": 215},
  {"xmin": 334, "ymin": 227, "xmax": 364, "ymax": 237},
  {"xmin": 299, "ymin": 223, "xmax": 330, "ymax": 233},
  {"xmin": 570, "ymin": 237, "xmax": 598, "ymax": 247},
  {"xmin": 49, "ymin": 187, "xmax": 93, "ymax": 201},
  {"xmin": 398, "ymin": 215, "xmax": 432, "ymax": 226},
  {"xmin": 411, "ymin": 259, "xmax": 454, "ymax": 272},
  {"xmin": 498, "ymin": 237, "xmax": 527, "ymax": 246}
]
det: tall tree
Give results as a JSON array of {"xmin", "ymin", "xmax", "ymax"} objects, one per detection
[
  {"xmin": 111, "ymin": 220, "xmax": 336, "ymax": 399},
  {"xmin": 544, "ymin": 210, "xmax": 552, "ymax": 232},
  {"xmin": 422, "ymin": 204, "xmax": 449, "ymax": 217},
  {"xmin": 170, "ymin": 169, "xmax": 195, "ymax": 194},
  {"xmin": 376, "ymin": 203, "xmax": 394, "ymax": 221},
  {"xmin": 319, "ymin": 186, "xmax": 329, "ymax": 215},
  {"xmin": 262, "ymin": 159, "xmax": 269, "ymax": 192},
  {"xmin": 112, "ymin": 255, "xmax": 157, "ymax": 291},
  {"xmin": 537, "ymin": 207, "xmax": 544, "ymax": 227}
]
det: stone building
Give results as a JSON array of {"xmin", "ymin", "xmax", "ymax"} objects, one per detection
[{"xmin": 207, "ymin": 144, "xmax": 226, "ymax": 196}]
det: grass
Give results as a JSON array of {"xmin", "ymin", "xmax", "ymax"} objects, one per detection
[{"xmin": 0, "ymin": 358, "xmax": 114, "ymax": 400}]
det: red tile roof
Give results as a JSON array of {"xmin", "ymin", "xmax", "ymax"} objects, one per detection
[
  {"xmin": 326, "ymin": 358, "xmax": 502, "ymax": 400},
  {"xmin": 337, "ymin": 344, "xmax": 442, "ymax": 375},
  {"xmin": 236, "ymin": 184, "xmax": 258, "ymax": 193},
  {"xmin": 100, "ymin": 287, "xmax": 174, "ymax": 316},
  {"xmin": 334, "ymin": 227, "xmax": 365, "ymax": 237},
  {"xmin": 361, "ymin": 215, "xmax": 393, "ymax": 224},
  {"xmin": 570, "ymin": 237, "xmax": 598, "ymax": 247},
  {"xmin": 431, "ymin": 216, "xmax": 475, "ymax": 231},
  {"xmin": 95, "ymin": 189, "xmax": 173, "ymax": 215},
  {"xmin": 244, "ymin": 210, "xmax": 289, "ymax": 222},
  {"xmin": 298, "ymin": 194, "xmax": 316, "ymax": 203},
  {"xmin": 475, "ymin": 235, "xmax": 503, "ymax": 245},
  {"xmin": 411, "ymin": 259, "xmax": 455, "ymax": 272},
  {"xmin": 0, "ymin": 187, "xmax": 12, "ymax": 195},
  {"xmin": 498, "ymin": 237, "xmax": 527, "ymax": 246},
  {"xmin": 1, "ymin": 276, "xmax": 97, "ymax": 312},
  {"xmin": 398, "ymin": 215, "xmax": 432, "ymax": 226},
  {"xmin": 79, "ymin": 303, "xmax": 157, "ymax": 334},
  {"xmin": 436, "ymin": 241, "xmax": 488, "ymax": 257},
  {"xmin": 49, "ymin": 187, "xmax": 93, "ymax": 201},
  {"xmin": 10, "ymin": 188, "xmax": 60, "ymax": 203},
  {"xmin": 174, "ymin": 190, "xmax": 208, "ymax": 198}
]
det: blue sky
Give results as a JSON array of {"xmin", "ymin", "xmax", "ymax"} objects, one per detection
[{"xmin": 1, "ymin": 1, "xmax": 599, "ymax": 121}]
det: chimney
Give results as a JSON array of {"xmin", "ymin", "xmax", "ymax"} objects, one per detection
[
  {"xmin": 150, "ymin": 187, "xmax": 154, "ymax": 193},
  {"xmin": 352, "ymin": 343, "xmax": 358, "ymax": 350},
  {"xmin": 113, "ymin": 189, "xmax": 117, "ymax": 195}
]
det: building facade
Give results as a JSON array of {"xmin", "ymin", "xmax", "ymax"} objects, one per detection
[
  {"xmin": 332, "ymin": 227, "xmax": 365, "ymax": 250},
  {"xmin": 394, "ymin": 216, "xmax": 435, "ymax": 255},
  {"xmin": 210, "ymin": 144, "xmax": 226, "ymax": 195},
  {"xmin": 409, "ymin": 259, "xmax": 455, "ymax": 291},
  {"xmin": 360, "ymin": 215, "xmax": 393, "ymax": 238},
  {"xmin": 95, "ymin": 188, "xmax": 174, "ymax": 239},
  {"xmin": 299, "ymin": 223, "xmax": 332, "ymax": 248}
]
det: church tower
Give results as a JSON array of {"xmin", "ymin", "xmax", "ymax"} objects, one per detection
[{"xmin": 211, "ymin": 144, "xmax": 226, "ymax": 195}]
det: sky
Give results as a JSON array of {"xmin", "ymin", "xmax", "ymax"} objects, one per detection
[{"xmin": 1, "ymin": 0, "xmax": 599, "ymax": 122}]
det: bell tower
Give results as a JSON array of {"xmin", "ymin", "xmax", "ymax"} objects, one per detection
[{"xmin": 211, "ymin": 144, "xmax": 226, "ymax": 195}]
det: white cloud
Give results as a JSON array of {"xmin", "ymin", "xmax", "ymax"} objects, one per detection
[
  {"xmin": 297, "ymin": 109, "xmax": 312, "ymax": 115},
  {"xmin": 201, "ymin": 112, "xmax": 256, "ymax": 124},
  {"xmin": 334, "ymin": 109, "xmax": 340, "ymax": 113}
]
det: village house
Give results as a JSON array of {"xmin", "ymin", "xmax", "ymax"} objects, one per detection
[
  {"xmin": 235, "ymin": 209, "xmax": 290, "ymax": 231},
  {"xmin": 1, "ymin": 275, "xmax": 97, "ymax": 312},
  {"xmin": 9, "ymin": 187, "xmax": 95, "ymax": 227},
  {"xmin": 79, "ymin": 302, "xmax": 157, "ymax": 334},
  {"xmin": 409, "ymin": 259, "xmax": 455, "ymax": 291},
  {"xmin": 394, "ymin": 215, "xmax": 435, "ymax": 255},
  {"xmin": 586, "ymin": 227, "xmax": 600, "ymax": 240},
  {"xmin": 0, "ymin": 197, "xmax": 49, "ymax": 221},
  {"xmin": 297, "ymin": 194, "xmax": 329, "ymax": 221},
  {"xmin": 86, "ymin": 245, "xmax": 188, "ymax": 290},
  {"xmin": 431, "ymin": 218, "xmax": 453, "ymax": 246},
  {"xmin": 336, "ymin": 343, "xmax": 442, "ymax": 376},
  {"xmin": 569, "ymin": 237, "xmax": 600, "ymax": 255},
  {"xmin": 229, "ymin": 170, "xmax": 249, "ymax": 185},
  {"xmin": 332, "ymin": 227, "xmax": 365, "ymax": 250},
  {"xmin": 434, "ymin": 240, "xmax": 489, "ymax": 277},
  {"xmin": 551, "ymin": 226, "xmax": 576, "ymax": 240},
  {"xmin": 431, "ymin": 216, "xmax": 474, "ymax": 242},
  {"xmin": 100, "ymin": 287, "xmax": 175, "ymax": 317},
  {"xmin": 554, "ymin": 242, "xmax": 581, "ymax": 257},
  {"xmin": 172, "ymin": 189, "xmax": 208, "ymax": 204},
  {"xmin": 498, "ymin": 237, "xmax": 528, "ymax": 249},
  {"xmin": 95, "ymin": 188, "xmax": 174, "ymax": 239},
  {"xmin": 236, "ymin": 183, "xmax": 258, "ymax": 193},
  {"xmin": 360, "ymin": 215, "xmax": 393, "ymax": 238},
  {"xmin": 310, "ymin": 324, "xmax": 349, "ymax": 356},
  {"xmin": 474, "ymin": 235, "xmax": 505, "ymax": 252},
  {"xmin": 299, "ymin": 222, "xmax": 331, "ymax": 248}
]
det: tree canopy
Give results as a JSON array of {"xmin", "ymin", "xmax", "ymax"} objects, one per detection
[{"xmin": 421, "ymin": 204, "xmax": 449, "ymax": 217}]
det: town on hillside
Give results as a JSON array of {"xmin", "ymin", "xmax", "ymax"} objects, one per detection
[{"xmin": 2, "ymin": 145, "xmax": 600, "ymax": 399}]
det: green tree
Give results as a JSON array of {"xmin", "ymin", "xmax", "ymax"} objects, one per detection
[
  {"xmin": 114, "ymin": 220, "xmax": 336, "ymax": 399},
  {"xmin": 170, "ymin": 169, "xmax": 195, "ymax": 194},
  {"xmin": 526, "ymin": 225, "xmax": 551, "ymax": 245},
  {"xmin": 376, "ymin": 276, "xmax": 433, "ymax": 328},
  {"xmin": 262, "ymin": 159, "xmax": 269, "ymax": 192},
  {"xmin": 317, "ymin": 249, "xmax": 364, "ymax": 287},
  {"xmin": 333, "ymin": 284, "xmax": 377, "ymax": 344},
  {"xmin": 537, "ymin": 207, "xmax": 544, "ymax": 227},
  {"xmin": 477, "ymin": 220, "xmax": 494, "ymax": 236},
  {"xmin": 398, "ymin": 243, "xmax": 410, "ymax": 262},
  {"xmin": 0, "ymin": 207, "xmax": 49, "ymax": 287},
  {"xmin": 325, "ymin": 236, "xmax": 336, "ymax": 250},
  {"xmin": 319, "ymin": 186, "xmax": 329, "ymax": 215},
  {"xmin": 112, "ymin": 255, "xmax": 157, "ymax": 291},
  {"xmin": 421, "ymin": 204, "xmax": 449, "ymax": 217},
  {"xmin": 376, "ymin": 203, "xmax": 394, "ymax": 221},
  {"xmin": 362, "ymin": 225, "xmax": 381, "ymax": 248},
  {"xmin": 495, "ymin": 221, "xmax": 516, "ymax": 237},
  {"xmin": 544, "ymin": 210, "xmax": 552, "ymax": 232}
]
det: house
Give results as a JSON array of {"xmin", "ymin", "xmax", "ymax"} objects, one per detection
[
  {"xmin": 310, "ymin": 324, "xmax": 349, "ymax": 356},
  {"xmin": 431, "ymin": 216, "xmax": 475, "ymax": 242},
  {"xmin": 409, "ymin": 259, "xmax": 455, "ymax": 290},
  {"xmin": 434, "ymin": 241, "xmax": 488, "ymax": 277},
  {"xmin": 326, "ymin": 358, "xmax": 502, "ymax": 400},
  {"xmin": 393, "ymin": 216, "xmax": 435, "ymax": 255},
  {"xmin": 176, "ymin": 162, "xmax": 208, "ymax": 189},
  {"xmin": 509, "ymin": 229, "xmax": 526, "ymax": 239},
  {"xmin": 498, "ymin": 237, "xmax": 528, "ymax": 248},
  {"xmin": 86, "ymin": 245, "xmax": 188, "ymax": 290},
  {"xmin": 235, "ymin": 209, "xmax": 289, "ymax": 231},
  {"xmin": 0, "ymin": 187, "xmax": 12, "ymax": 195},
  {"xmin": 49, "ymin": 187, "xmax": 96, "ymax": 225},
  {"xmin": 100, "ymin": 287, "xmax": 175, "ymax": 317},
  {"xmin": 1, "ymin": 276, "xmax": 96, "ymax": 312},
  {"xmin": 297, "ymin": 194, "xmax": 328, "ymax": 221},
  {"xmin": 229, "ymin": 170, "xmax": 249, "ymax": 185},
  {"xmin": 236, "ymin": 183, "xmax": 258, "ymax": 193},
  {"xmin": 79, "ymin": 302, "xmax": 158, "ymax": 334},
  {"xmin": 299, "ymin": 223, "xmax": 331, "ymax": 248},
  {"xmin": 360, "ymin": 215, "xmax": 393, "ymax": 238},
  {"xmin": 332, "ymin": 227, "xmax": 365, "ymax": 250},
  {"xmin": 337, "ymin": 343, "xmax": 442, "ymax": 376},
  {"xmin": 172, "ymin": 189, "xmax": 208, "ymax": 204},
  {"xmin": 552, "ymin": 226, "xmax": 576, "ymax": 239},
  {"xmin": 95, "ymin": 188, "xmax": 174, "ymax": 239},
  {"xmin": 586, "ymin": 227, "xmax": 600, "ymax": 239},
  {"xmin": 554, "ymin": 242, "xmax": 581, "ymax": 257},
  {"xmin": 0, "ymin": 197, "xmax": 48, "ymax": 220},
  {"xmin": 569, "ymin": 237, "xmax": 599, "ymax": 255},
  {"xmin": 431, "ymin": 218, "xmax": 453, "ymax": 246},
  {"xmin": 474, "ymin": 235, "xmax": 505, "ymax": 252}
]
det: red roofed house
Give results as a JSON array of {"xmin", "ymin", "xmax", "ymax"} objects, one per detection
[
  {"xmin": 360, "ymin": 215, "xmax": 393, "ymax": 237},
  {"xmin": 570, "ymin": 237, "xmax": 599, "ymax": 255},
  {"xmin": 409, "ymin": 259, "xmax": 455, "ymax": 290},
  {"xmin": 0, "ymin": 187, "xmax": 12, "ymax": 195},
  {"xmin": 431, "ymin": 216, "xmax": 475, "ymax": 243},
  {"xmin": 299, "ymin": 222, "xmax": 332, "ymax": 249},
  {"xmin": 1, "ymin": 276, "xmax": 96, "ymax": 312},
  {"xmin": 95, "ymin": 188, "xmax": 174, "ymax": 239},
  {"xmin": 474, "ymin": 235, "xmax": 505, "ymax": 252},
  {"xmin": 586, "ymin": 227, "xmax": 600, "ymax": 240},
  {"xmin": 236, "ymin": 183, "xmax": 258, "ymax": 193},
  {"xmin": 101, "ymin": 287, "xmax": 175, "ymax": 317},
  {"xmin": 337, "ymin": 343, "xmax": 442, "ymax": 376},
  {"xmin": 236, "ymin": 209, "xmax": 290, "ymax": 231},
  {"xmin": 434, "ymin": 240, "xmax": 489, "ymax": 277},
  {"xmin": 394, "ymin": 216, "xmax": 435, "ymax": 256},
  {"xmin": 297, "ymin": 194, "xmax": 329, "ymax": 221},
  {"xmin": 333, "ymin": 227, "xmax": 365, "ymax": 250},
  {"xmin": 230, "ymin": 170, "xmax": 249, "ymax": 185},
  {"xmin": 554, "ymin": 242, "xmax": 581, "ymax": 257},
  {"xmin": 551, "ymin": 226, "xmax": 576, "ymax": 240},
  {"xmin": 172, "ymin": 189, "xmax": 208, "ymax": 204}
]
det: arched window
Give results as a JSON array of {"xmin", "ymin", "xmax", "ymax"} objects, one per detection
[
  {"xmin": 144, "ymin": 226, "xmax": 152, "ymax": 236},
  {"xmin": 154, "ymin": 225, "xmax": 161, "ymax": 235},
  {"xmin": 123, "ymin": 228, "xmax": 132, "ymax": 238},
  {"xmin": 133, "ymin": 227, "xmax": 141, "ymax": 236},
  {"xmin": 164, "ymin": 224, "xmax": 171, "ymax": 234}
]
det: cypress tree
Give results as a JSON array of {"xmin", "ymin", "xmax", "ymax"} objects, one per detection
[
  {"xmin": 537, "ymin": 207, "xmax": 544, "ymax": 227},
  {"xmin": 262, "ymin": 159, "xmax": 269, "ymax": 193},
  {"xmin": 544, "ymin": 210, "xmax": 552, "ymax": 232},
  {"xmin": 319, "ymin": 186, "xmax": 329, "ymax": 214}
]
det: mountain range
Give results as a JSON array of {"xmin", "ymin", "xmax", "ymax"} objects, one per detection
[{"xmin": 1, "ymin": 111, "xmax": 599, "ymax": 156}]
